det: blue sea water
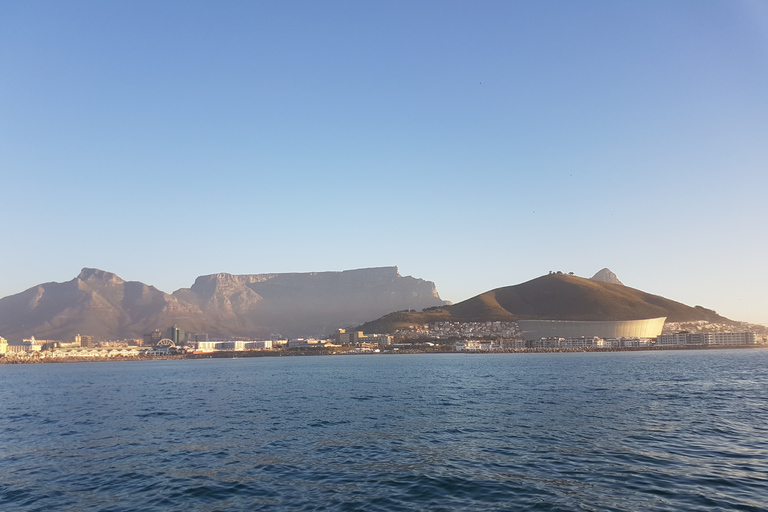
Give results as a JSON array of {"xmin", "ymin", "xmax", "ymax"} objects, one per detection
[{"xmin": 1, "ymin": 350, "xmax": 767, "ymax": 511}]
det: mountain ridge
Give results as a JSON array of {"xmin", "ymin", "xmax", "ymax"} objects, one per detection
[{"xmin": 0, "ymin": 266, "xmax": 446, "ymax": 342}]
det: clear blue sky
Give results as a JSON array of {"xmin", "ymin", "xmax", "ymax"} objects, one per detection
[{"xmin": 2, "ymin": 1, "xmax": 767, "ymax": 324}]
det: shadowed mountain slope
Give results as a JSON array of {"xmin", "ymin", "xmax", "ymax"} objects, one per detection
[{"xmin": 358, "ymin": 273, "xmax": 733, "ymax": 333}]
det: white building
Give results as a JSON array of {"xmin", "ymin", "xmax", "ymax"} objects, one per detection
[
  {"xmin": 657, "ymin": 332, "xmax": 756, "ymax": 346},
  {"xmin": 287, "ymin": 338, "xmax": 330, "ymax": 349},
  {"xmin": 194, "ymin": 339, "xmax": 274, "ymax": 353},
  {"xmin": 337, "ymin": 329, "xmax": 393, "ymax": 346},
  {"xmin": 455, "ymin": 340, "xmax": 497, "ymax": 351},
  {"xmin": 244, "ymin": 340, "xmax": 272, "ymax": 350}
]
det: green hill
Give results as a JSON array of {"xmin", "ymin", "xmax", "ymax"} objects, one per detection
[{"xmin": 358, "ymin": 273, "xmax": 733, "ymax": 334}]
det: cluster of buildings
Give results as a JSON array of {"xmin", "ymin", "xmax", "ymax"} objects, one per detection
[
  {"xmin": 0, "ymin": 326, "xmax": 397, "ymax": 359},
  {"xmin": 0, "ymin": 335, "xmax": 152, "ymax": 359},
  {"xmin": 2, "ymin": 317, "xmax": 763, "ymax": 359},
  {"xmin": 143, "ymin": 326, "xmax": 357, "ymax": 354},
  {"xmin": 372, "ymin": 318, "xmax": 763, "ymax": 352},
  {"xmin": 393, "ymin": 321, "xmax": 520, "ymax": 339},
  {"xmin": 0, "ymin": 334, "xmax": 96, "ymax": 353},
  {"xmin": 454, "ymin": 331, "xmax": 759, "ymax": 351},
  {"xmin": 426, "ymin": 321, "xmax": 519, "ymax": 339},
  {"xmin": 336, "ymin": 329, "xmax": 393, "ymax": 346},
  {"xmin": 657, "ymin": 331, "xmax": 757, "ymax": 346},
  {"xmin": 663, "ymin": 321, "xmax": 756, "ymax": 334},
  {"xmin": 386, "ymin": 317, "xmax": 763, "ymax": 352},
  {"xmin": 187, "ymin": 330, "xmax": 396, "ymax": 354},
  {"xmin": 193, "ymin": 339, "xmax": 273, "ymax": 352}
]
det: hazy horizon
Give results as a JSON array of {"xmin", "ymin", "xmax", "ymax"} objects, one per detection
[{"xmin": 2, "ymin": 1, "xmax": 767, "ymax": 324}]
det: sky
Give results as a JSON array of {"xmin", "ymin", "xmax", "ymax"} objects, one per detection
[{"xmin": 1, "ymin": 1, "xmax": 767, "ymax": 324}]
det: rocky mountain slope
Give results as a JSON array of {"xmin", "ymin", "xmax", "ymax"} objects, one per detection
[
  {"xmin": 0, "ymin": 267, "xmax": 445, "ymax": 342},
  {"xmin": 358, "ymin": 271, "xmax": 734, "ymax": 333}
]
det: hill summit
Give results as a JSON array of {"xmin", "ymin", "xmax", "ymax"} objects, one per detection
[{"xmin": 358, "ymin": 271, "xmax": 733, "ymax": 333}]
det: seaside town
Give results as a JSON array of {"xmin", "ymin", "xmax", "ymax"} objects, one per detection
[{"xmin": 0, "ymin": 321, "xmax": 765, "ymax": 363}]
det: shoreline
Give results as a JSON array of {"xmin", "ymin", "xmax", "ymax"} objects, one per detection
[{"xmin": 1, "ymin": 344, "xmax": 766, "ymax": 364}]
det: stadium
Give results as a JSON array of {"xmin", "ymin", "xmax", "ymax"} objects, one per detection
[{"xmin": 517, "ymin": 317, "xmax": 667, "ymax": 341}]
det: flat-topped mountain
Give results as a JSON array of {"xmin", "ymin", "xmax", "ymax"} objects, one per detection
[
  {"xmin": 173, "ymin": 267, "xmax": 445, "ymax": 338},
  {"xmin": 0, "ymin": 267, "xmax": 446, "ymax": 342},
  {"xmin": 358, "ymin": 272, "xmax": 733, "ymax": 333}
]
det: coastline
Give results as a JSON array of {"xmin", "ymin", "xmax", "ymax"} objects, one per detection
[{"xmin": 1, "ymin": 344, "xmax": 766, "ymax": 364}]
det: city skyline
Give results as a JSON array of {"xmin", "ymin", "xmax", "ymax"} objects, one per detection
[{"xmin": 2, "ymin": 1, "xmax": 767, "ymax": 324}]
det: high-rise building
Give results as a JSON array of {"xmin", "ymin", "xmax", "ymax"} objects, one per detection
[
  {"xmin": 166, "ymin": 325, "xmax": 185, "ymax": 345},
  {"xmin": 143, "ymin": 329, "xmax": 163, "ymax": 346}
]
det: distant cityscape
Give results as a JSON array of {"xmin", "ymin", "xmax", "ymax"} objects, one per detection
[{"xmin": 1, "ymin": 320, "xmax": 764, "ymax": 362}]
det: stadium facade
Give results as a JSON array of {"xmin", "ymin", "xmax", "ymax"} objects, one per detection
[{"xmin": 517, "ymin": 317, "xmax": 666, "ymax": 341}]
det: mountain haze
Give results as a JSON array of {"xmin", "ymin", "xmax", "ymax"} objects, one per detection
[
  {"xmin": 0, "ymin": 267, "xmax": 445, "ymax": 342},
  {"xmin": 173, "ymin": 267, "xmax": 445, "ymax": 338}
]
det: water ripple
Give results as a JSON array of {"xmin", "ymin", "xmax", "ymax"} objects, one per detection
[{"xmin": 0, "ymin": 351, "xmax": 767, "ymax": 510}]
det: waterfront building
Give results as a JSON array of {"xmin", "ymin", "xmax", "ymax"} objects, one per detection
[
  {"xmin": 708, "ymin": 332, "xmax": 756, "ymax": 345},
  {"xmin": 194, "ymin": 340, "xmax": 217, "ymax": 352},
  {"xmin": 657, "ymin": 332, "xmax": 756, "ymax": 346},
  {"xmin": 0, "ymin": 337, "xmax": 7, "ymax": 354},
  {"xmin": 455, "ymin": 340, "xmax": 497, "ymax": 351},
  {"xmin": 287, "ymin": 338, "xmax": 333, "ymax": 349},
  {"xmin": 244, "ymin": 340, "xmax": 272, "ymax": 350},
  {"xmin": 143, "ymin": 329, "xmax": 163, "ymax": 346},
  {"xmin": 20, "ymin": 337, "xmax": 44, "ymax": 352},
  {"xmin": 45, "ymin": 347, "xmax": 148, "ymax": 358},
  {"xmin": 337, "ymin": 329, "xmax": 393, "ymax": 346},
  {"xmin": 611, "ymin": 337, "xmax": 654, "ymax": 348},
  {"xmin": 77, "ymin": 334, "xmax": 95, "ymax": 348},
  {"xmin": 518, "ymin": 336, "xmax": 656, "ymax": 350},
  {"xmin": 336, "ymin": 329, "xmax": 360, "ymax": 344},
  {"xmin": 288, "ymin": 338, "xmax": 312, "ymax": 349},
  {"xmin": 166, "ymin": 325, "xmax": 185, "ymax": 345},
  {"xmin": 560, "ymin": 337, "xmax": 602, "ymax": 349},
  {"xmin": 193, "ymin": 339, "xmax": 274, "ymax": 353},
  {"xmin": 657, "ymin": 333, "xmax": 688, "ymax": 346}
]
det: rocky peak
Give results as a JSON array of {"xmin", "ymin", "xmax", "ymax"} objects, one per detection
[
  {"xmin": 189, "ymin": 273, "xmax": 250, "ymax": 300},
  {"xmin": 77, "ymin": 268, "xmax": 125, "ymax": 285},
  {"xmin": 590, "ymin": 268, "xmax": 624, "ymax": 286}
]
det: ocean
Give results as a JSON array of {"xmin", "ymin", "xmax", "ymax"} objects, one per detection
[{"xmin": 1, "ymin": 350, "xmax": 766, "ymax": 511}]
